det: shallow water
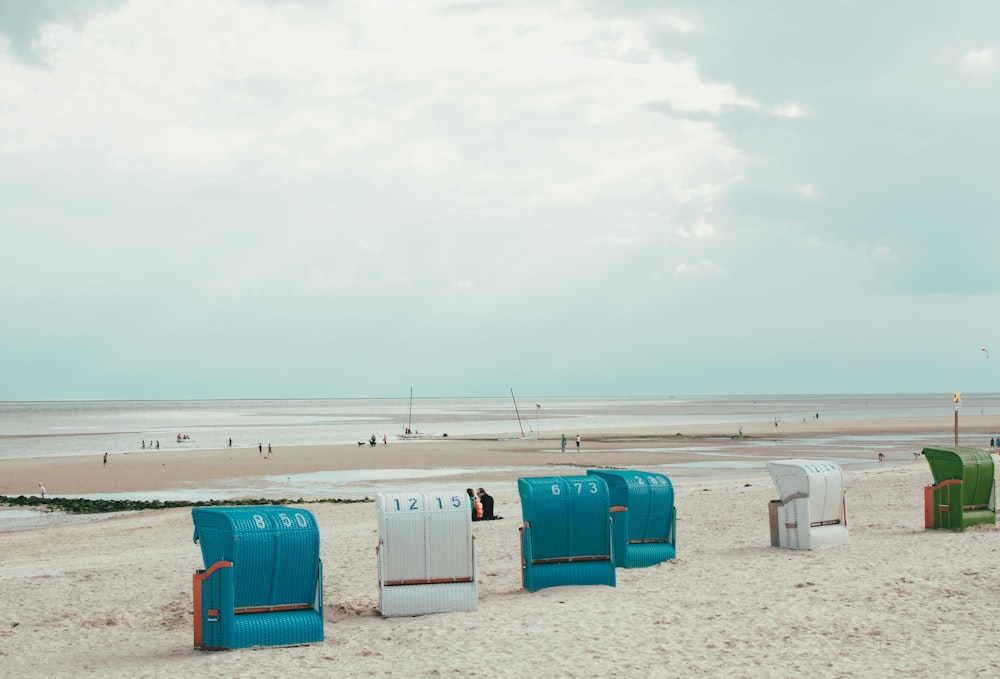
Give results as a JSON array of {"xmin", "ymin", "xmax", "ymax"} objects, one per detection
[
  {"xmin": 4, "ymin": 394, "xmax": 998, "ymax": 460},
  {"xmin": 25, "ymin": 426, "xmax": 935, "ymax": 505},
  {"xmin": 2, "ymin": 395, "xmax": 991, "ymax": 522},
  {"xmin": 0, "ymin": 507, "xmax": 134, "ymax": 533}
]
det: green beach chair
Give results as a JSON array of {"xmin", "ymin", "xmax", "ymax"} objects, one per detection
[{"xmin": 923, "ymin": 446, "xmax": 996, "ymax": 531}]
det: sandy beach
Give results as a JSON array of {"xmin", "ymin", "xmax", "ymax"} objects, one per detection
[
  {"xmin": 1, "ymin": 414, "xmax": 993, "ymax": 499},
  {"xmin": 2, "ymin": 416, "xmax": 999, "ymax": 677}
]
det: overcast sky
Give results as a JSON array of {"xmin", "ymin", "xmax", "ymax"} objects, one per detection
[{"xmin": 1, "ymin": 0, "xmax": 998, "ymax": 400}]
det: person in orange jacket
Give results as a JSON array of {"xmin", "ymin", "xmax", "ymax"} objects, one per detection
[{"xmin": 466, "ymin": 488, "xmax": 483, "ymax": 521}]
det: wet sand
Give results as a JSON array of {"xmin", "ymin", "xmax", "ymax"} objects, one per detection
[{"xmin": 0, "ymin": 414, "xmax": 990, "ymax": 499}]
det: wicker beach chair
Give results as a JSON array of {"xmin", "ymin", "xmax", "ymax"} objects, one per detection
[
  {"xmin": 191, "ymin": 506, "xmax": 324, "ymax": 650},
  {"xmin": 923, "ymin": 446, "xmax": 996, "ymax": 530},
  {"xmin": 587, "ymin": 469, "xmax": 676, "ymax": 568},
  {"xmin": 376, "ymin": 490, "xmax": 478, "ymax": 617},
  {"xmin": 767, "ymin": 460, "xmax": 849, "ymax": 550},
  {"xmin": 518, "ymin": 476, "xmax": 616, "ymax": 592}
]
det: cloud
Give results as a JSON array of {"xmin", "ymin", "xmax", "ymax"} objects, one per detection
[
  {"xmin": 961, "ymin": 46, "xmax": 996, "ymax": 72},
  {"xmin": 589, "ymin": 233, "xmax": 644, "ymax": 246},
  {"xmin": 675, "ymin": 216, "xmax": 716, "ymax": 239},
  {"xmin": 674, "ymin": 259, "xmax": 724, "ymax": 277},
  {"xmin": 0, "ymin": 0, "xmax": 124, "ymax": 64},
  {"xmin": 0, "ymin": 2, "xmax": 749, "ymax": 192},
  {"xmin": 653, "ymin": 12, "xmax": 696, "ymax": 34},
  {"xmin": 0, "ymin": 0, "xmax": 749, "ymax": 304},
  {"xmin": 793, "ymin": 183, "xmax": 818, "ymax": 199},
  {"xmin": 774, "ymin": 102, "xmax": 805, "ymax": 118}
]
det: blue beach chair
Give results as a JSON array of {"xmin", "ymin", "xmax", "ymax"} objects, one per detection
[
  {"xmin": 518, "ymin": 476, "xmax": 616, "ymax": 592},
  {"xmin": 192, "ymin": 506, "xmax": 324, "ymax": 650},
  {"xmin": 587, "ymin": 469, "xmax": 676, "ymax": 568}
]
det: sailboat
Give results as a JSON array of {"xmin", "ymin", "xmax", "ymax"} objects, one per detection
[
  {"xmin": 399, "ymin": 387, "xmax": 431, "ymax": 438},
  {"xmin": 499, "ymin": 388, "xmax": 537, "ymax": 440}
]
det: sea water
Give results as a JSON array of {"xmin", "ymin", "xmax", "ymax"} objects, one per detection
[
  {"xmin": 2, "ymin": 393, "xmax": 998, "ymax": 513},
  {"xmin": 2, "ymin": 393, "xmax": 998, "ymax": 461}
]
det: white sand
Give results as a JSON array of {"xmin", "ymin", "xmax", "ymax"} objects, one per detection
[{"xmin": 2, "ymin": 459, "xmax": 1000, "ymax": 678}]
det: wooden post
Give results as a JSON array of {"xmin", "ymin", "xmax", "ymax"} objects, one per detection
[{"xmin": 953, "ymin": 391, "xmax": 961, "ymax": 446}]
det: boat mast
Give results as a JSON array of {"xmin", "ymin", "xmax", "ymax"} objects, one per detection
[
  {"xmin": 407, "ymin": 387, "xmax": 413, "ymax": 432},
  {"xmin": 510, "ymin": 388, "xmax": 526, "ymax": 438}
]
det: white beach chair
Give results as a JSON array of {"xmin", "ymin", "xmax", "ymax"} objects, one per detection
[
  {"xmin": 767, "ymin": 460, "xmax": 849, "ymax": 550},
  {"xmin": 376, "ymin": 490, "xmax": 478, "ymax": 617}
]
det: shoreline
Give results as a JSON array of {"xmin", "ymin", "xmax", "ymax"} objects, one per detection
[{"xmin": 1, "ymin": 415, "xmax": 995, "ymax": 499}]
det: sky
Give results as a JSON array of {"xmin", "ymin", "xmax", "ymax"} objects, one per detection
[{"xmin": 1, "ymin": 0, "xmax": 998, "ymax": 400}]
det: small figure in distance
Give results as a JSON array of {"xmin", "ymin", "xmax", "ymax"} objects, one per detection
[
  {"xmin": 476, "ymin": 487, "xmax": 502, "ymax": 520},
  {"xmin": 878, "ymin": 452, "xmax": 885, "ymax": 463}
]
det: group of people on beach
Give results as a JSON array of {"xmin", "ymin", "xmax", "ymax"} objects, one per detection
[
  {"xmin": 559, "ymin": 434, "xmax": 581, "ymax": 452},
  {"xmin": 467, "ymin": 487, "xmax": 502, "ymax": 521},
  {"xmin": 140, "ymin": 440, "xmax": 159, "ymax": 449}
]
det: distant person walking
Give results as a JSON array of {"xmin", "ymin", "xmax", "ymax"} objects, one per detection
[
  {"xmin": 383, "ymin": 434, "xmax": 387, "ymax": 445},
  {"xmin": 561, "ymin": 434, "xmax": 566, "ymax": 453},
  {"xmin": 576, "ymin": 434, "xmax": 581, "ymax": 450},
  {"xmin": 229, "ymin": 437, "xmax": 232, "ymax": 447},
  {"xmin": 103, "ymin": 452, "xmax": 108, "ymax": 467},
  {"xmin": 259, "ymin": 442, "xmax": 262, "ymax": 456},
  {"xmin": 38, "ymin": 482, "xmax": 46, "ymax": 499},
  {"xmin": 267, "ymin": 443, "xmax": 272, "ymax": 458}
]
